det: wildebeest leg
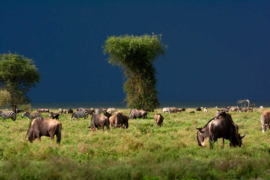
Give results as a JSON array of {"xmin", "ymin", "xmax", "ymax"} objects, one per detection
[{"xmin": 49, "ymin": 131, "xmax": 55, "ymax": 141}]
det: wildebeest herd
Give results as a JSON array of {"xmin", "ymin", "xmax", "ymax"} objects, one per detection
[{"xmin": 0, "ymin": 106, "xmax": 268, "ymax": 149}]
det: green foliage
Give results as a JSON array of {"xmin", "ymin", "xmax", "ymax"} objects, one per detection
[
  {"xmin": 0, "ymin": 53, "xmax": 41, "ymax": 111},
  {"xmin": 0, "ymin": 89, "xmax": 11, "ymax": 108},
  {"xmin": 18, "ymin": 104, "xmax": 32, "ymax": 112},
  {"xmin": 103, "ymin": 34, "xmax": 166, "ymax": 110}
]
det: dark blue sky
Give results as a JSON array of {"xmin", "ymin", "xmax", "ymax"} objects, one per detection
[{"xmin": 0, "ymin": 1, "xmax": 269, "ymax": 103}]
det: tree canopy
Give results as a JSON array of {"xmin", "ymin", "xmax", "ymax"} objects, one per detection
[
  {"xmin": 0, "ymin": 53, "xmax": 41, "ymax": 111},
  {"xmin": 103, "ymin": 34, "xmax": 166, "ymax": 110}
]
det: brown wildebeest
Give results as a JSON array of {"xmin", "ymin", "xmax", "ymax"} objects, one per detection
[
  {"xmin": 129, "ymin": 109, "xmax": 147, "ymax": 119},
  {"xmin": 195, "ymin": 112, "xmax": 245, "ymax": 149},
  {"xmin": 38, "ymin": 109, "xmax": 50, "ymax": 113},
  {"xmin": 176, "ymin": 109, "xmax": 182, "ymax": 113},
  {"xmin": 170, "ymin": 107, "xmax": 177, "ymax": 113},
  {"xmin": 63, "ymin": 109, "xmax": 66, "ymax": 114},
  {"xmin": 154, "ymin": 113, "xmax": 164, "ymax": 127},
  {"xmin": 181, "ymin": 108, "xmax": 186, "ymax": 111},
  {"xmin": 109, "ymin": 115, "xmax": 117, "ymax": 128},
  {"xmin": 59, "ymin": 108, "xmax": 63, "ymax": 114},
  {"xmin": 261, "ymin": 110, "xmax": 270, "ymax": 133},
  {"xmin": 49, "ymin": 112, "xmax": 60, "ymax": 120},
  {"xmin": 89, "ymin": 114, "xmax": 110, "ymax": 132},
  {"xmin": 190, "ymin": 111, "xmax": 195, "ymax": 113},
  {"xmin": 115, "ymin": 113, "xmax": 129, "ymax": 129},
  {"xmin": 26, "ymin": 117, "xmax": 62, "ymax": 143},
  {"xmin": 103, "ymin": 110, "xmax": 112, "ymax": 119},
  {"xmin": 68, "ymin": 109, "xmax": 73, "ymax": 114},
  {"xmin": 196, "ymin": 107, "xmax": 201, "ymax": 111}
]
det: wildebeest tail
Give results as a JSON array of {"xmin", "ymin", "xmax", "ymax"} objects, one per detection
[{"xmin": 57, "ymin": 123, "xmax": 62, "ymax": 143}]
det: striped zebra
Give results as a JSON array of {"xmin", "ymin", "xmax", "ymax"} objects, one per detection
[
  {"xmin": 22, "ymin": 112, "xmax": 41, "ymax": 121},
  {"xmin": 70, "ymin": 110, "xmax": 88, "ymax": 120},
  {"xmin": 0, "ymin": 111, "xmax": 16, "ymax": 122}
]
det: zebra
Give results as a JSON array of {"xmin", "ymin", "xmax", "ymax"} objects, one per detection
[
  {"xmin": 70, "ymin": 110, "xmax": 88, "ymax": 120},
  {"xmin": 0, "ymin": 111, "xmax": 16, "ymax": 122},
  {"xmin": 22, "ymin": 112, "xmax": 41, "ymax": 121}
]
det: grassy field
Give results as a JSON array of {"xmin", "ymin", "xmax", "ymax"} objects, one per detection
[{"xmin": 0, "ymin": 108, "xmax": 270, "ymax": 179}]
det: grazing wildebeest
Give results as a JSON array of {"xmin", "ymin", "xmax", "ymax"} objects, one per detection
[
  {"xmin": 230, "ymin": 106, "xmax": 239, "ymax": 112},
  {"xmin": 107, "ymin": 108, "xmax": 117, "ymax": 114},
  {"xmin": 181, "ymin": 108, "xmax": 186, "ymax": 111},
  {"xmin": 103, "ymin": 110, "xmax": 112, "ymax": 119},
  {"xmin": 129, "ymin": 109, "xmax": 147, "ymax": 119},
  {"xmin": 89, "ymin": 114, "xmax": 110, "ymax": 132},
  {"xmin": 25, "ymin": 117, "xmax": 62, "ymax": 143},
  {"xmin": 176, "ymin": 109, "xmax": 182, "ymax": 113},
  {"xmin": 70, "ymin": 110, "xmax": 88, "ymax": 120},
  {"xmin": 260, "ymin": 110, "xmax": 270, "ymax": 133},
  {"xmin": 154, "ymin": 113, "xmax": 164, "ymax": 127},
  {"xmin": 204, "ymin": 107, "xmax": 208, "ymax": 113},
  {"xmin": 109, "ymin": 115, "xmax": 117, "ymax": 128},
  {"xmin": 115, "ymin": 113, "xmax": 129, "ymax": 129},
  {"xmin": 22, "ymin": 112, "xmax": 41, "ymax": 121},
  {"xmin": 196, "ymin": 107, "xmax": 202, "ymax": 111},
  {"xmin": 190, "ymin": 111, "xmax": 195, "ymax": 113},
  {"xmin": 0, "ymin": 111, "xmax": 16, "ymax": 121},
  {"xmin": 59, "ymin": 109, "xmax": 63, "ymax": 114},
  {"xmin": 195, "ymin": 112, "xmax": 245, "ymax": 148},
  {"xmin": 38, "ymin": 109, "xmax": 50, "ymax": 113},
  {"xmin": 162, "ymin": 107, "xmax": 171, "ymax": 113},
  {"xmin": 170, "ymin": 107, "xmax": 177, "ymax": 113},
  {"xmin": 49, "ymin": 112, "xmax": 60, "ymax": 120},
  {"xmin": 68, "ymin": 109, "xmax": 73, "ymax": 114}
]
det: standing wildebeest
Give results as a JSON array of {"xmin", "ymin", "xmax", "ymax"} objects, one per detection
[
  {"xmin": 89, "ymin": 114, "xmax": 110, "ymax": 132},
  {"xmin": 170, "ymin": 107, "xmax": 177, "ymax": 113},
  {"xmin": 260, "ymin": 110, "xmax": 270, "ymax": 133},
  {"xmin": 162, "ymin": 107, "xmax": 171, "ymax": 113},
  {"xmin": 181, "ymin": 108, "xmax": 186, "ymax": 111},
  {"xmin": 109, "ymin": 115, "xmax": 117, "ymax": 128},
  {"xmin": 190, "ymin": 111, "xmax": 195, "ymax": 113},
  {"xmin": 0, "ymin": 111, "xmax": 16, "ymax": 121},
  {"xmin": 176, "ymin": 109, "xmax": 182, "ymax": 113},
  {"xmin": 154, "ymin": 113, "xmax": 164, "ymax": 127},
  {"xmin": 70, "ymin": 110, "xmax": 88, "ymax": 120},
  {"xmin": 195, "ymin": 112, "xmax": 245, "ymax": 148},
  {"xmin": 229, "ymin": 106, "xmax": 239, "ymax": 112},
  {"xmin": 22, "ymin": 112, "xmax": 41, "ymax": 121},
  {"xmin": 68, "ymin": 109, "xmax": 73, "ymax": 114},
  {"xmin": 26, "ymin": 117, "xmax": 62, "ymax": 143},
  {"xmin": 59, "ymin": 108, "xmax": 63, "ymax": 114},
  {"xmin": 38, "ymin": 109, "xmax": 50, "ymax": 113},
  {"xmin": 196, "ymin": 107, "xmax": 202, "ymax": 111},
  {"xmin": 129, "ymin": 109, "xmax": 147, "ymax": 119},
  {"xmin": 115, "ymin": 113, "xmax": 129, "ymax": 129},
  {"xmin": 49, "ymin": 112, "xmax": 60, "ymax": 120},
  {"xmin": 204, "ymin": 107, "xmax": 208, "ymax": 113},
  {"xmin": 63, "ymin": 109, "xmax": 66, "ymax": 114},
  {"xmin": 103, "ymin": 110, "xmax": 112, "ymax": 119}
]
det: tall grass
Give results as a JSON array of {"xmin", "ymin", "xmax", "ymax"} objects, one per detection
[{"xmin": 0, "ymin": 108, "xmax": 269, "ymax": 179}]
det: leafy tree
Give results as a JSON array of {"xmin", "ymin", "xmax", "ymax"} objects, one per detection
[
  {"xmin": 0, "ymin": 89, "xmax": 11, "ymax": 108},
  {"xmin": 103, "ymin": 34, "xmax": 166, "ymax": 110},
  {"xmin": 0, "ymin": 53, "xmax": 41, "ymax": 111}
]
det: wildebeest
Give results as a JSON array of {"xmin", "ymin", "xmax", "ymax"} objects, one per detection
[
  {"xmin": 89, "ymin": 114, "xmax": 110, "ymax": 132},
  {"xmin": 63, "ymin": 109, "xmax": 66, "ymax": 114},
  {"xmin": 154, "ymin": 113, "xmax": 164, "ymax": 127},
  {"xmin": 260, "ymin": 110, "xmax": 270, "ymax": 133},
  {"xmin": 38, "ymin": 109, "xmax": 50, "ymax": 113},
  {"xmin": 109, "ymin": 115, "xmax": 117, "ymax": 128},
  {"xmin": 204, "ymin": 107, "xmax": 208, "ymax": 113},
  {"xmin": 115, "ymin": 113, "xmax": 129, "ymax": 129},
  {"xmin": 162, "ymin": 107, "xmax": 171, "ymax": 113},
  {"xmin": 229, "ymin": 106, "xmax": 239, "ymax": 112},
  {"xmin": 25, "ymin": 117, "xmax": 62, "ymax": 143},
  {"xmin": 68, "ymin": 109, "xmax": 73, "ymax": 114},
  {"xmin": 59, "ymin": 108, "xmax": 63, "ymax": 114},
  {"xmin": 195, "ymin": 112, "xmax": 245, "ymax": 148},
  {"xmin": 196, "ymin": 107, "xmax": 202, "ymax": 111},
  {"xmin": 22, "ymin": 112, "xmax": 41, "ymax": 121},
  {"xmin": 95, "ymin": 109, "xmax": 101, "ymax": 114},
  {"xmin": 190, "ymin": 111, "xmax": 195, "ymax": 113},
  {"xmin": 103, "ymin": 110, "xmax": 112, "ymax": 119},
  {"xmin": 49, "ymin": 112, "xmax": 60, "ymax": 120},
  {"xmin": 176, "ymin": 109, "xmax": 182, "ymax": 113},
  {"xmin": 181, "ymin": 108, "xmax": 186, "ymax": 111},
  {"xmin": 0, "ymin": 111, "xmax": 16, "ymax": 121},
  {"xmin": 70, "ymin": 110, "xmax": 88, "ymax": 120},
  {"xmin": 15, "ymin": 109, "xmax": 22, "ymax": 113},
  {"xmin": 170, "ymin": 107, "xmax": 177, "ymax": 113},
  {"xmin": 107, "ymin": 108, "xmax": 117, "ymax": 114},
  {"xmin": 129, "ymin": 109, "xmax": 147, "ymax": 119}
]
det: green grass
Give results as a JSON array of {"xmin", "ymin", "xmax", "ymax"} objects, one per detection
[{"xmin": 0, "ymin": 108, "xmax": 269, "ymax": 179}]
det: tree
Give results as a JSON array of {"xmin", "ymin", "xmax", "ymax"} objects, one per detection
[
  {"xmin": 0, "ymin": 89, "xmax": 11, "ymax": 108},
  {"xmin": 103, "ymin": 34, "xmax": 166, "ymax": 110},
  {"xmin": 0, "ymin": 53, "xmax": 41, "ymax": 111}
]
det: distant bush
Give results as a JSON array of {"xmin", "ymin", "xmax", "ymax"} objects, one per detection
[{"xmin": 19, "ymin": 104, "xmax": 31, "ymax": 112}]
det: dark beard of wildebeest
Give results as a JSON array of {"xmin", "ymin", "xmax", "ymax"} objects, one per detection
[
  {"xmin": 116, "ymin": 113, "xmax": 129, "ymax": 129},
  {"xmin": 70, "ymin": 110, "xmax": 88, "ymax": 120},
  {"xmin": 195, "ymin": 112, "xmax": 245, "ymax": 149},
  {"xmin": 89, "ymin": 114, "xmax": 110, "ymax": 132},
  {"xmin": 26, "ymin": 117, "xmax": 62, "ymax": 143},
  {"xmin": 129, "ymin": 109, "xmax": 147, "ymax": 120}
]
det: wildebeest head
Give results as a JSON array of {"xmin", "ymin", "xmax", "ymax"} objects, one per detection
[
  {"xmin": 26, "ymin": 129, "xmax": 37, "ymax": 143},
  {"xmin": 236, "ymin": 133, "xmax": 245, "ymax": 147},
  {"xmin": 195, "ymin": 124, "xmax": 208, "ymax": 146}
]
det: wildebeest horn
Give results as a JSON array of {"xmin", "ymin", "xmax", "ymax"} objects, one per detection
[
  {"xmin": 195, "ymin": 124, "xmax": 201, "ymax": 130},
  {"xmin": 240, "ymin": 133, "xmax": 246, "ymax": 138}
]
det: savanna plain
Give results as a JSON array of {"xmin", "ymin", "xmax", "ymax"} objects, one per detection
[{"xmin": 0, "ymin": 108, "xmax": 270, "ymax": 180}]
